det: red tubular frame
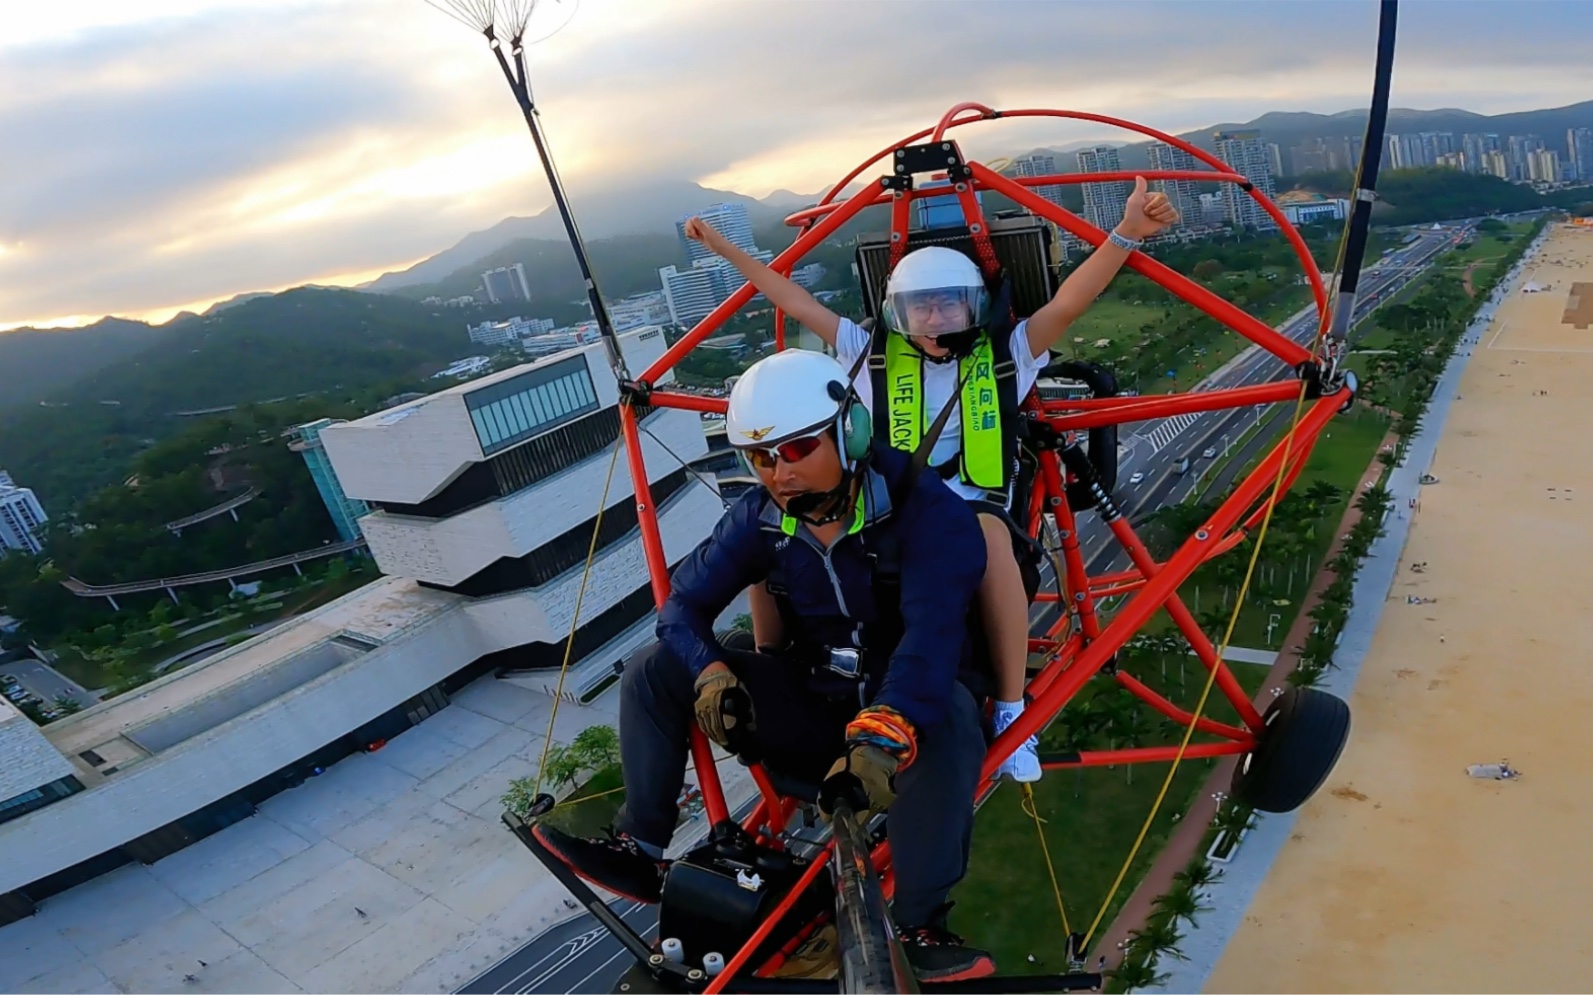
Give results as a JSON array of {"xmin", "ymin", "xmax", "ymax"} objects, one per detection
[{"xmin": 603, "ymin": 102, "xmax": 1354, "ymax": 986}]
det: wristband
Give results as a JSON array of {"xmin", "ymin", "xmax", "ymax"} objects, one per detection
[
  {"xmin": 845, "ymin": 705, "xmax": 919, "ymax": 769},
  {"xmin": 1107, "ymin": 229, "xmax": 1143, "ymax": 251}
]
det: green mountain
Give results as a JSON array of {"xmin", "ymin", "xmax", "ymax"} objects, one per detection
[
  {"xmin": 0, "ymin": 288, "xmax": 468, "ymax": 506},
  {"xmin": 0, "ymin": 318, "xmax": 172, "ymax": 408}
]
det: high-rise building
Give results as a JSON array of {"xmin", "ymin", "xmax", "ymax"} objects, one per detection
[
  {"xmin": 1212, "ymin": 131, "xmax": 1277, "ymax": 230},
  {"xmin": 1012, "ymin": 154, "xmax": 1067, "ymax": 212},
  {"xmin": 481, "ymin": 263, "xmax": 532, "ymax": 305},
  {"xmin": 678, "ymin": 203, "xmax": 758, "ymax": 264},
  {"xmin": 659, "ymin": 261, "xmax": 731, "ymax": 329},
  {"xmin": 1266, "ymin": 142, "xmax": 1285, "ymax": 179},
  {"xmin": 1146, "ymin": 143, "xmax": 1202, "ymax": 229},
  {"xmin": 0, "ymin": 473, "xmax": 47, "ymax": 555},
  {"xmin": 1528, "ymin": 148, "xmax": 1561, "ymax": 184},
  {"xmin": 288, "ymin": 420, "xmax": 371, "ymax": 544},
  {"xmin": 1507, "ymin": 135, "xmax": 1544, "ymax": 182},
  {"xmin": 1075, "ymin": 146, "xmax": 1130, "ymax": 233},
  {"xmin": 1481, "ymin": 149, "xmax": 1511, "ymax": 180},
  {"xmin": 659, "ymin": 249, "xmax": 774, "ymax": 328},
  {"xmin": 1567, "ymin": 128, "xmax": 1593, "ymax": 181}
]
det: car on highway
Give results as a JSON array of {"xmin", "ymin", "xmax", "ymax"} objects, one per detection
[
  {"xmin": 1128, "ymin": 471, "xmax": 1145, "ymax": 485},
  {"xmin": 1202, "ymin": 447, "xmax": 1217, "ymax": 459}
]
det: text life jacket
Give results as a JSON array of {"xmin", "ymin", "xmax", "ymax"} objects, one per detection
[{"xmin": 868, "ymin": 279, "xmax": 1020, "ymax": 493}]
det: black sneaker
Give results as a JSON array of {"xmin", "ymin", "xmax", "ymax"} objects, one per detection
[
  {"xmin": 897, "ymin": 904, "xmax": 996, "ymax": 983},
  {"xmin": 532, "ymin": 824, "xmax": 667, "ymax": 904}
]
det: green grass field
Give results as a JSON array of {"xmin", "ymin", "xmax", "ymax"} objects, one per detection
[
  {"xmin": 953, "ymin": 402, "xmax": 1386, "ymax": 967},
  {"xmin": 1171, "ymin": 405, "xmax": 1390, "ymax": 652},
  {"xmin": 954, "ymin": 660, "xmax": 1270, "ymax": 971},
  {"xmin": 1052, "ymin": 294, "xmax": 1172, "ymax": 357}
]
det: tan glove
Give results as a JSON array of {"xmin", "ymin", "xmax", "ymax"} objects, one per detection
[
  {"xmin": 692, "ymin": 666, "xmax": 745, "ymax": 749},
  {"xmin": 820, "ymin": 745, "xmax": 900, "ymax": 823}
]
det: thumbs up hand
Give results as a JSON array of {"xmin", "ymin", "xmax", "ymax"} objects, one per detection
[{"xmin": 1119, "ymin": 175, "xmax": 1181, "ymax": 241}]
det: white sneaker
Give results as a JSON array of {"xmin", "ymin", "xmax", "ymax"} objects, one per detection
[{"xmin": 992, "ymin": 702, "xmax": 1043, "ymax": 783}]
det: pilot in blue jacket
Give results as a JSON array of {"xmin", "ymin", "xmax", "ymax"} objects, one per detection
[{"xmin": 534, "ymin": 349, "xmax": 996, "ymax": 982}]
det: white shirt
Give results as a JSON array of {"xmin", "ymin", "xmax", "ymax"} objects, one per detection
[{"xmin": 835, "ymin": 318, "xmax": 1046, "ymax": 503}]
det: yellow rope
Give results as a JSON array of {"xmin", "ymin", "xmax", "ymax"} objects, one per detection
[
  {"xmin": 532, "ymin": 438, "xmax": 625, "ymax": 797},
  {"xmin": 1079, "ymin": 345, "xmax": 1320, "ymax": 951},
  {"xmin": 1021, "ymin": 783, "xmax": 1072, "ymax": 940}
]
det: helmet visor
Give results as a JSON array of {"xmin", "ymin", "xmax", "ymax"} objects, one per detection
[{"xmin": 884, "ymin": 286, "xmax": 989, "ymax": 337}]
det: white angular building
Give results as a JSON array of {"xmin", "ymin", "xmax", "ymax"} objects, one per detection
[{"xmin": 0, "ymin": 327, "xmax": 722, "ymax": 925}]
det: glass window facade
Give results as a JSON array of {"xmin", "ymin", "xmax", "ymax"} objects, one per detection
[
  {"xmin": 0, "ymin": 775, "xmax": 83, "ymax": 827},
  {"xmin": 467, "ymin": 356, "xmax": 600, "ymax": 456}
]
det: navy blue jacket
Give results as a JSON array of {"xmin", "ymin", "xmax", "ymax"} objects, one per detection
[{"xmin": 657, "ymin": 444, "xmax": 987, "ymax": 734}]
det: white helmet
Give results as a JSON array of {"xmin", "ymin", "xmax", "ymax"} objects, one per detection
[
  {"xmin": 726, "ymin": 349, "xmax": 852, "ymax": 452},
  {"xmin": 882, "ymin": 246, "xmax": 989, "ymax": 337}
]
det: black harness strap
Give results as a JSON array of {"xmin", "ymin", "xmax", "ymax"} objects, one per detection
[{"xmin": 764, "ymin": 359, "xmax": 970, "ymax": 683}]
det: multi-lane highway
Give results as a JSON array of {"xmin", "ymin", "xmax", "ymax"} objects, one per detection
[
  {"xmin": 1075, "ymin": 224, "xmax": 1468, "ymax": 576},
  {"xmin": 460, "ymin": 224, "xmax": 1467, "ymax": 995}
]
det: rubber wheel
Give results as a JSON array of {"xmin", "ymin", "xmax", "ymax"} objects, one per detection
[{"xmin": 1230, "ymin": 686, "xmax": 1351, "ymax": 813}]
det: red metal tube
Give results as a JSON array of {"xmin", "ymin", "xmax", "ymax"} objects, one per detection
[
  {"xmin": 1114, "ymin": 671, "xmax": 1253, "ymax": 741},
  {"xmin": 1042, "ymin": 740, "xmax": 1252, "ymax": 769},
  {"xmin": 1039, "ymin": 380, "xmax": 1298, "ymax": 419},
  {"xmin": 619, "ymin": 403, "xmax": 671, "ymax": 610},
  {"xmin": 1003, "ymin": 168, "xmax": 1246, "ymax": 188},
  {"xmin": 1042, "ymin": 451, "xmax": 1101, "ymax": 642},
  {"xmin": 619, "ymin": 403, "xmax": 730, "ymax": 825},
  {"xmin": 702, "ymin": 844, "xmax": 834, "ymax": 995},
  {"xmin": 931, "ymin": 101, "xmax": 996, "ymax": 142},
  {"xmin": 986, "ymin": 392, "xmax": 1342, "ymax": 771},
  {"xmin": 1105, "ymin": 515, "xmax": 1267, "ymax": 730},
  {"xmin": 977, "ymin": 107, "xmax": 1326, "ymax": 315},
  {"xmin": 970, "ymin": 163, "xmax": 1314, "ymax": 368},
  {"xmin": 645, "ymin": 391, "xmax": 728, "ymax": 414}
]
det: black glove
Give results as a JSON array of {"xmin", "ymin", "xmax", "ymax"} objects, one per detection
[{"xmin": 819, "ymin": 744, "xmax": 899, "ymax": 823}]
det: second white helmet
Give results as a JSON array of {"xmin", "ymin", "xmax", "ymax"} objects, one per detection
[
  {"xmin": 726, "ymin": 349, "xmax": 850, "ymax": 450},
  {"xmin": 882, "ymin": 246, "xmax": 989, "ymax": 337}
]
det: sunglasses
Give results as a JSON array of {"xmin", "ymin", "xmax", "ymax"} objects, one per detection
[{"xmin": 740, "ymin": 430, "xmax": 827, "ymax": 471}]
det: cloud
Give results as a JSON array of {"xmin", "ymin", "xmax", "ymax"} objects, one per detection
[{"xmin": 1, "ymin": 0, "xmax": 1590, "ymax": 328}]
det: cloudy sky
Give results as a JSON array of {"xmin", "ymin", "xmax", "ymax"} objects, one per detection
[{"xmin": 3, "ymin": 0, "xmax": 1591, "ymax": 330}]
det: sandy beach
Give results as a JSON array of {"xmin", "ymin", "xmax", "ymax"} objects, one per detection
[{"xmin": 1205, "ymin": 222, "xmax": 1593, "ymax": 993}]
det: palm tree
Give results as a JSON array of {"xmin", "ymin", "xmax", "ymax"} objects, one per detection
[
  {"xmin": 1153, "ymin": 880, "xmax": 1211, "ymax": 929},
  {"xmin": 1174, "ymin": 857, "xmax": 1222, "ymax": 892},
  {"xmin": 1108, "ymin": 958, "xmax": 1170, "ymax": 995},
  {"xmin": 1127, "ymin": 915, "xmax": 1186, "ymax": 965},
  {"xmin": 1118, "ymin": 706, "xmax": 1153, "ymax": 786}
]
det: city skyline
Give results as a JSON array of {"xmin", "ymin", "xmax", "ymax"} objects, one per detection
[{"xmin": 3, "ymin": 0, "xmax": 1593, "ymax": 331}]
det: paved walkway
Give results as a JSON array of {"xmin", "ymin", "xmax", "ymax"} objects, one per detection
[{"xmin": 1088, "ymin": 433, "xmax": 1395, "ymax": 970}]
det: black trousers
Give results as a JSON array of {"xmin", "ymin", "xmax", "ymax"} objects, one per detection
[{"xmin": 613, "ymin": 641, "xmax": 985, "ymax": 926}]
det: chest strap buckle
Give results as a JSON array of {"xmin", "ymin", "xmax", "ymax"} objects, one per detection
[{"xmin": 825, "ymin": 648, "xmax": 863, "ymax": 680}]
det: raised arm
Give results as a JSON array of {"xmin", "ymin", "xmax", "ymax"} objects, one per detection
[
  {"xmin": 684, "ymin": 217, "xmax": 842, "ymax": 346},
  {"xmin": 1023, "ymin": 175, "xmax": 1180, "ymax": 359}
]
